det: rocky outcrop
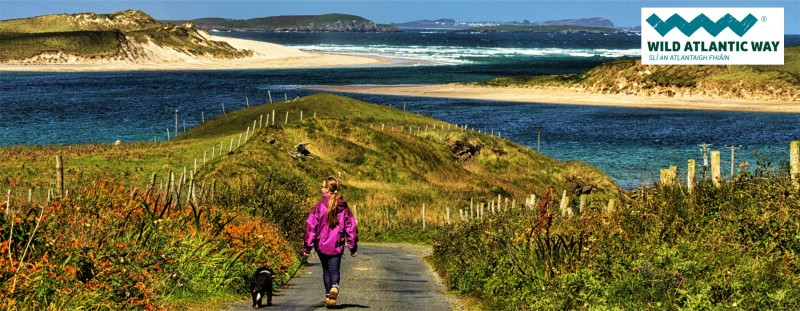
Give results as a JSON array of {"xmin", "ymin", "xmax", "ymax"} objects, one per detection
[{"xmin": 446, "ymin": 139, "xmax": 482, "ymax": 164}]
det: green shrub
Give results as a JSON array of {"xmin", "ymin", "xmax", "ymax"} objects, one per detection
[{"xmin": 432, "ymin": 163, "xmax": 800, "ymax": 309}]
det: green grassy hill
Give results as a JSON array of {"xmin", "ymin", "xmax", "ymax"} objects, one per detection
[
  {"xmin": 0, "ymin": 92, "xmax": 619, "ymax": 236},
  {"xmin": 0, "ymin": 93, "xmax": 618, "ymax": 308},
  {"xmin": 192, "ymin": 93, "xmax": 618, "ymax": 240},
  {"xmin": 0, "ymin": 93, "xmax": 619, "ymax": 240},
  {"xmin": 478, "ymin": 45, "xmax": 800, "ymax": 101},
  {"xmin": 0, "ymin": 10, "xmax": 252, "ymax": 62},
  {"xmin": 165, "ymin": 13, "xmax": 401, "ymax": 32}
]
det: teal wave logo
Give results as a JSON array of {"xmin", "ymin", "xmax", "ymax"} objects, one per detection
[{"xmin": 646, "ymin": 13, "xmax": 758, "ymax": 37}]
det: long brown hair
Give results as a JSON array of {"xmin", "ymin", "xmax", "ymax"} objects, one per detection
[{"xmin": 324, "ymin": 176, "xmax": 342, "ymax": 226}]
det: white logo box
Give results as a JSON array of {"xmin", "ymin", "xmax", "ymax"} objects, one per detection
[{"xmin": 641, "ymin": 7, "xmax": 784, "ymax": 65}]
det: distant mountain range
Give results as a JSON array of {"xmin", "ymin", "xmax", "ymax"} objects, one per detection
[
  {"xmin": 164, "ymin": 14, "xmax": 401, "ymax": 32},
  {"xmin": 531, "ymin": 17, "xmax": 614, "ymax": 28},
  {"xmin": 392, "ymin": 17, "xmax": 629, "ymax": 32},
  {"xmin": 164, "ymin": 15, "xmax": 632, "ymax": 34}
]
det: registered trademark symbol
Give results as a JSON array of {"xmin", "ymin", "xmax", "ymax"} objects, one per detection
[{"xmin": 761, "ymin": 16, "xmax": 767, "ymax": 22}]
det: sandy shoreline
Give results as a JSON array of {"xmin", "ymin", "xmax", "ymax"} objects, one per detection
[
  {"xmin": 307, "ymin": 84, "xmax": 800, "ymax": 113},
  {"xmin": 0, "ymin": 35, "xmax": 391, "ymax": 72}
]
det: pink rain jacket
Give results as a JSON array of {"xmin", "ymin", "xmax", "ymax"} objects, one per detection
[{"xmin": 303, "ymin": 193, "xmax": 358, "ymax": 256}]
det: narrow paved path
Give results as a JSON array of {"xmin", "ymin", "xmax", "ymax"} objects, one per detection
[{"xmin": 223, "ymin": 243, "xmax": 457, "ymax": 310}]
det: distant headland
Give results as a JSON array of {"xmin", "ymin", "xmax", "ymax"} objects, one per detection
[
  {"xmin": 0, "ymin": 10, "xmax": 388, "ymax": 71},
  {"xmin": 393, "ymin": 17, "xmax": 636, "ymax": 34},
  {"xmin": 164, "ymin": 13, "xmax": 401, "ymax": 32}
]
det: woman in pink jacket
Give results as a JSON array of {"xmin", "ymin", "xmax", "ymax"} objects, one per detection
[{"xmin": 303, "ymin": 176, "xmax": 358, "ymax": 308}]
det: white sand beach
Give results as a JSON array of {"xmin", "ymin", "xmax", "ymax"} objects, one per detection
[
  {"xmin": 0, "ymin": 35, "xmax": 390, "ymax": 72},
  {"xmin": 308, "ymin": 84, "xmax": 800, "ymax": 113}
]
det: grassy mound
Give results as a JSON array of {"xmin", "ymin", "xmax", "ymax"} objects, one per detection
[
  {"xmin": 478, "ymin": 46, "xmax": 800, "ymax": 102},
  {"xmin": 0, "ymin": 10, "xmax": 252, "ymax": 62}
]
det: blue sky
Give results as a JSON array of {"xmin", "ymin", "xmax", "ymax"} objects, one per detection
[{"xmin": 1, "ymin": 0, "xmax": 798, "ymax": 33}]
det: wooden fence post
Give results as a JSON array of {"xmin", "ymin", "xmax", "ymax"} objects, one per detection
[
  {"xmin": 268, "ymin": 90, "xmax": 272, "ymax": 103},
  {"xmin": 791, "ymin": 140, "xmax": 800, "ymax": 184},
  {"xmin": 272, "ymin": 110, "xmax": 275, "ymax": 126},
  {"xmin": 422, "ymin": 203, "xmax": 426, "ymax": 230},
  {"xmin": 56, "ymin": 155, "xmax": 64, "ymax": 198},
  {"xmin": 470, "ymin": 198, "xmax": 474, "ymax": 219},
  {"xmin": 446, "ymin": 205, "xmax": 450, "ymax": 225},
  {"xmin": 537, "ymin": 127, "xmax": 541, "ymax": 151},
  {"xmin": 711, "ymin": 150, "xmax": 721, "ymax": 187},
  {"xmin": 5, "ymin": 189, "xmax": 10, "ymax": 214},
  {"xmin": 285, "ymin": 111, "xmax": 289, "ymax": 124},
  {"xmin": 660, "ymin": 165, "xmax": 678, "ymax": 185},
  {"xmin": 169, "ymin": 170, "xmax": 175, "ymax": 193},
  {"xmin": 385, "ymin": 207, "xmax": 390, "ymax": 229},
  {"xmin": 560, "ymin": 190, "xmax": 570, "ymax": 216},
  {"xmin": 180, "ymin": 167, "xmax": 186, "ymax": 190},
  {"xmin": 687, "ymin": 159, "xmax": 696, "ymax": 193},
  {"xmin": 174, "ymin": 109, "xmax": 179, "ymax": 139},
  {"xmin": 529, "ymin": 194, "xmax": 536, "ymax": 210}
]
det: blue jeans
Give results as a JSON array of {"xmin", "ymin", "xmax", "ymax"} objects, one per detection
[{"xmin": 318, "ymin": 253, "xmax": 342, "ymax": 295}]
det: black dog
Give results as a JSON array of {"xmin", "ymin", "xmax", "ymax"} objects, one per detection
[{"xmin": 250, "ymin": 267, "xmax": 274, "ymax": 308}]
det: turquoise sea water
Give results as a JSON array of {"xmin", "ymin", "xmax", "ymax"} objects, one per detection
[{"xmin": 1, "ymin": 31, "xmax": 799, "ymax": 188}]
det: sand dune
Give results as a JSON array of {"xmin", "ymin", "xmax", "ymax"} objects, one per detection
[
  {"xmin": 0, "ymin": 35, "xmax": 389, "ymax": 72},
  {"xmin": 307, "ymin": 84, "xmax": 800, "ymax": 113}
]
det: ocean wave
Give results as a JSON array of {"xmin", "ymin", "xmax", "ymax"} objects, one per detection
[{"xmin": 293, "ymin": 44, "xmax": 641, "ymax": 65}]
